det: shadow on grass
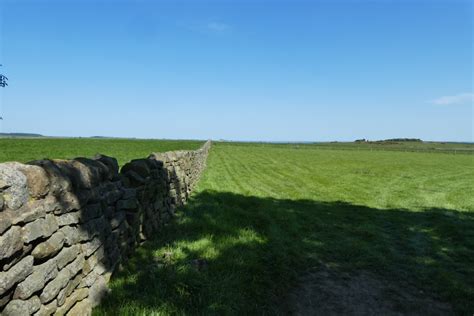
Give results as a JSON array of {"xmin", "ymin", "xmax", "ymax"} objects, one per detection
[{"xmin": 94, "ymin": 191, "xmax": 474, "ymax": 315}]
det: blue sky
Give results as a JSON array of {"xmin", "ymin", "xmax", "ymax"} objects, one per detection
[{"xmin": 0, "ymin": 0, "xmax": 472, "ymax": 141}]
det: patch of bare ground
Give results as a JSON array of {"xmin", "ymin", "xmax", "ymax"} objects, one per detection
[{"xmin": 287, "ymin": 265, "xmax": 453, "ymax": 316}]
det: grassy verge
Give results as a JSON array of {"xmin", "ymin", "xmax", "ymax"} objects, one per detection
[{"xmin": 93, "ymin": 142, "xmax": 473, "ymax": 314}]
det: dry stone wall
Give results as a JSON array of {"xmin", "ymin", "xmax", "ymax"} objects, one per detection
[{"xmin": 0, "ymin": 141, "xmax": 211, "ymax": 315}]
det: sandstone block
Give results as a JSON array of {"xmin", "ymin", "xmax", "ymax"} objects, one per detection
[
  {"xmin": 79, "ymin": 271, "xmax": 99, "ymax": 288},
  {"xmin": 59, "ymin": 226, "xmax": 84, "ymax": 246},
  {"xmin": 12, "ymin": 201, "xmax": 47, "ymax": 225},
  {"xmin": 93, "ymin": 262, "xmax": 107, "ymax": 275},
  {"xmin": 0, "ymin": 226, "xmax": 23, "ymax": 261},
  {"xmin": 54, "ymin": 288, "xmax": 88, "ymax": 315},
  {"xmin": 3, "ymin": 295, "xmax": 41, "ymax": 315},
  {"xmin": 32, "ymin": 231, "xmax": 65, "ymax": 259},
  {"xmin": 65, "ymin": 254, "xmax": 85, "ymax": 277},
  {"xmin": 66, "ymin": 297, "xmax": 91, "ymax": 316},
  {"xmin": 0, "ymin": 211, "xmax": 14, "ymax": 235},
  {"xmin": 1, "ymin": 244, "xmax": 33, "ymax": 272},
  {"xmin": 64, "ymin": 274, "xmax": 82, "ymax": 298},
  {"xmin": 167, "ymin": 151, "xmax": 178, "ymax": 162},
  {"xmin": 56, "ymin": 274, "xmax": 81, "ymax": 307},
  {"xmin": 14, "ymin": 259, "xmax": 58, "ymax": 299},
  {"xmin": 0, "ymin": 162, "xmax": 28, "ymax": 210},
  {"xmin": 22, "ymin": 215, "xmax": 58, "ymax": 243},
  {"xmin": 56, "ymin": 212, "xmax": 81, "ymax": 226},
  {"xmin": 81, "ymin": 238, "xmax": 102, "ymax": 257},
  {"xmin": 82, "ymin": 247, "xmax": 105, "ymax": 275},
  {"xmin": 0, "ymin": 178, "xmax": 7, "ymax": 190},
  {"xmin": 28, "ymin": 160, "xmax": 72, "ymax": 195},
  {"xmin": 122, "ymin": 160, "xmax": 150, "ymax": 178},
  {"xmin": 33, "ymin": 299, "xmax": 57, "ymax": 316},
  {"xmin": 0, "ymin": 256, "xmax": 34, "ymax": 296},
  {"xmin": 0, "ymin": 291, "xmax": 12, "ymax": 309},
  {"xmin": 52, "ymin": 192, "xmax": 82, "ymax": 214},
  {"xmin": 73, "ymin": 157, "xmax": 109, "ymax": 183},
  {"xmin": 40, "ymin": 254, "xmax": 84, "ymax": 304},
  {"xmin": 17, "ymin": 164, "xmax": 50, "ymax": 198},
  {"xmin": 94, "ymin": 154, "xmax": 119, "ymax": 179},
  {"xmin": 55, "ymin": 245, "xmax": 80, "ymax": 270},
  {"xmin": 40, "ymin": 267, "xmax": 71, "ymax": 303},
  {"xmin": 42, "ymin": 195, "xmax": 61, "ymax": 213},
  {"xmin": 53, "ymin": 160, "xmax": 99, "ymax": 190}
]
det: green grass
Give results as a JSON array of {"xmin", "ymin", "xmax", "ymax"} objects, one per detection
[
  {"xmin": 312, "ymin": 141, "xmax": 474, "ymax": 154},
  {"xmin": 0, "ymin": 138, "xmax": 204, "ymax": 166},
  {"xmin": 95, "ymin": 142, "xmax": 474, "ymax": 315},
  {"xmin": 226, "ymin": 140, "xmax": 474, "ymax": 155}
]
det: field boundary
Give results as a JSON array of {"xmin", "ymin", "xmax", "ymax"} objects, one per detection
[{"xmin": 0, "ymin": 141, "xmax": 211, "ymax": 315}]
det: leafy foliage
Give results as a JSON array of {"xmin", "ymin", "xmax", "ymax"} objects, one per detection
[{"xmin": 0, "ymin": 65, "xmax": 7, "ymax": 87}]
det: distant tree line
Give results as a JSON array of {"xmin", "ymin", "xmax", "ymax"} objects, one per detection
[
  {"xmin": 355, "ymin": 138, "xmax": 422, "ymax": 143},
  {"xmin": 382, "ymin": 138, "xmax": 422, "ymax": 142}
]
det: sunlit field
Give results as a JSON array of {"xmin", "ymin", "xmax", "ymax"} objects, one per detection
[
  {"xmin": 95, "ymin": 141, "xmax": 474, "ymax": 315},
  {"xmin": 0, "ymin": 138, "xmax": 203, "ymax": 166}
]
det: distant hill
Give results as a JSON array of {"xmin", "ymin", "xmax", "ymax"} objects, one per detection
[{"xmin": 0, "ymin": 132, "xmax": 44, "ymax": 138}]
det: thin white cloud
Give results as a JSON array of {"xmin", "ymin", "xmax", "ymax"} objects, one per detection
[
  {"xmin": 432, "ymin": 93, "xmax": 474, "ymax": 105},
  {"xmin": 206, "ymin": 22, "xmax": 230, "ymax": 32}
]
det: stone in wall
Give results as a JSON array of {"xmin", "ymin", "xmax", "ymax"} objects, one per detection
[
  {"xmin": 14, "ymin": 259, "xmax": 58, "ymax": 300},
  {"xmin": 0, "ymin": 256, "xmax": 34, "ymax": 296},
  {"xmin": 0, "ymin": 163, "xmax": 29, "ymax": 210}
]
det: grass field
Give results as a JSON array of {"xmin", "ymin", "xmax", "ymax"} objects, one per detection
[
  {"xmin": 0, "ymin": 138, "xmax": 203, "ymax": 166},
  {"xmin": 310, "ymin": 140, "xmax": 474, "ymax": 154},
  {"xmin": 93, "ymin": 142, "xmax": 474, "ymax": 315},
  {"xmin": 227, "ymin": 140, "xmax": 474, "ymax": 155}
]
